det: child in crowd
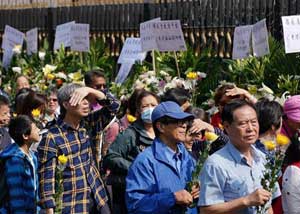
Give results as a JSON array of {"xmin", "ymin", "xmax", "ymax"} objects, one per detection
[{"xmin": 0, "ymin": 115, "xmax": 40, "ymax": 213}]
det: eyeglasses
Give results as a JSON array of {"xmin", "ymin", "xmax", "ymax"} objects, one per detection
[
  {"xmin": 160, "ymin": 117, "xmax": 192, "ymax": 127},
  {"xmin": 95, "ymin": 84, "xmax": 107, "ymax": 90},
  {"xmin": 48, "ymin": 98, "xmax": 58, "ymax": 102}
]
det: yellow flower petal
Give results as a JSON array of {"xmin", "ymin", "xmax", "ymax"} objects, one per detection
[
  {"xmin": 276, "ymin": 134, "xmax": 290, "ymax": 146},
  {"xmin": 127, "ymin": 114, "xmax": 137, "ymax": 123},
  {"xmin": 58, "ymin": 154, "xmax": 68, "ymax": 165},
  {"xmin": 205, "ymin": 132, "xmax": 219, "ymax": 142},
  {"xmin": 31, "ymin": 108, "xmax": 41, "ymax": 118},
  {"xmin": 186, "ymin": 72, "xmax": 198, "ymax": 80},
  {"xmin": 46, "ymin": 73, "xmax": 55, "ymax": 80},
  {"xmin": 264, "ymin": 140, "xmax": 276, "ymax": 151}
]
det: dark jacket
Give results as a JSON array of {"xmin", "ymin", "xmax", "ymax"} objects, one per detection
[
  {"xmin": 0, "ymin": 143, "xmax": 38, "ymax": 214},
  {"xmin": 103, "ymin": 119, "xmax": 153, "ymax": 176},
  {"xmin": 0, "ymin": 128, "xmax": 12, "ymax": 152}
]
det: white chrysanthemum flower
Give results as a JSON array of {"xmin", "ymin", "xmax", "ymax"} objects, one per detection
[
  {"xmin": 38, "ymin": 51, "xmax": 46, "ymax": 60},
  {"xmin": 55, "ymin": 72, "xmax": 67, "ymax": 80},
  {"xmin": 12, "ymin": 67, "xmax": 21, "ymax": 74}
]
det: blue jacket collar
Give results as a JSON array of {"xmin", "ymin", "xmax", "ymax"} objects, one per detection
[
  {"xmin": 0, "ymin": 143, "xmax": 35, "ymax": 160},
  {"xmin": 152, "ymin": 138, "xmax": 189, "ymax": 171}
]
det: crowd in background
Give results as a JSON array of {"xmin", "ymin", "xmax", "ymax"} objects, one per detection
[{"xmin": 0, "ymin": 70, "xmax": 300, "ymax": 214}]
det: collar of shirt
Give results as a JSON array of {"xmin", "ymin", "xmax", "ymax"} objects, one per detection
[
  {"xmin": 226, "ymin": 142, "xmax": 263, "ymax": 166},
  {"xmin": 153, "ymin": 138, "xmax": 184, "ymax": 171},
  {"xmin": 57, "ymin": 117, "xmax": 85, "ymax": 131}
]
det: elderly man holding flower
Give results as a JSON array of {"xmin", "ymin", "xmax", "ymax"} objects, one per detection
[{"xmin": 199, "ymin": 99, "xmax": 280, "ymax": 214}]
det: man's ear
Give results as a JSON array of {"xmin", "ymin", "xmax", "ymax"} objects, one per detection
[
  {"xmin": 223, "ymin": 121, "xmax": 230, "ymax": 130},
  {"xmin": 62, "ymin": 101, "xmax": 70, "ymax": 110},
  {"xmin": 156, "ymin": 122, "xmax": 165, "ymax": 133}
]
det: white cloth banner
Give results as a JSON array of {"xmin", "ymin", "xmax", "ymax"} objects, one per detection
[
  {"xmin": 232, "ymin": 25, "xmax": 252, "ymax": 59},
  {"xmin": 71, "ymin": 23, "xmax": 90, "ymax": 52},
  {"xmin": 54, "ymin": 21, "xmax": 75, "ymax": 50},
  {"xmin": 140, "ymin": 19, "xmax": 186, "ymax": 52},
  {"xmin": 1, "ymin": 25, "xmax": 25, "ymax": 51},
  {"xmin": 115, "ymin": 63, "xmax": 134, "ymax": 84},
  {"xmin": 252, "ymin": 19, "xmax": 269, "ymax": 57},
  {"xmin": 282, "ymin": 15, "xmax": 300, "ymax": 53},
  {"xmin": 26, "ymin": 28, "xmax": 38, "ymax": 55},
  {"xmin": 118, "ymin": 38, "xmax": 146, "ymax": 64}
]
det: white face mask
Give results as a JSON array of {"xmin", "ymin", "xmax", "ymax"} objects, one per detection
[{"xmin": 141, "ymin": 107, "xmax": 155, "ymax": 124}]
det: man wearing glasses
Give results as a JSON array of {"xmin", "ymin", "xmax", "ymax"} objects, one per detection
[{"xmin": 126, "ymin": 101, "xmax": 199, "ymax": 214}]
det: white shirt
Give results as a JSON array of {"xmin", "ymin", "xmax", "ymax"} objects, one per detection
[{"xmin": 282, "ymin": 165, "xmax": 300, "ymax": 214}]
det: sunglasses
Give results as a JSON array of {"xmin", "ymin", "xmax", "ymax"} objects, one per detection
[
  {"xmin": 48, "ymin": 98, "xmax": 58, "ymax": 102},
  {"xmin": 95, "ymin": 84, "xmax": 107, "ymax": 90}
]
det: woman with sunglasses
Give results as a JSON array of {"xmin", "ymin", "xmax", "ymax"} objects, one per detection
[{"xmin": 44, "ymin": 86, "xmax": 59, "ymax": 125}]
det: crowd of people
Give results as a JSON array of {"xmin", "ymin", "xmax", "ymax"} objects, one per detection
[{"xmin": 0, "ymin": 70, "xmax": 300, "ymax": 214}]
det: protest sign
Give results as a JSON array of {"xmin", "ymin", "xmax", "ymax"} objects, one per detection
[
  {"xmin": 54, "ymin": 21, "xmax": 75, "ymax": 50},
  {"xmin": 1, "ymin": 25, "xmax": 25, "ymax": 51},
  {"xmin": 26, "ymin": 28, "xmax": 38, "ymax": 55},
  {"xmin": 155, "ymin": 20, "xmax": 186, "ymax": 52},
  {"xmin": 282, "ymin": 15, "xmax": 300, "ymax": 53},
  {"xmin": 252, "ymin": 19, "xmax": 269, "ymax": 57},
  {"xmin": 115, "ymin": 63, "xmax": 134, "ymax": 84},
  {"xmin": 118, "ymin": 38, "xmax": 146, "ymax": 64},
  {"xmin": 140, "ymin": 18, "xmax": 186, "ymax": 52},
  {"xmin": 140, "ymin": 18, "xmax": 161, "ymax": 52},
  {"xmin": 232, "ymin": 25, "xmax": 252, "ymax": 59},
  {"xmin": 70, "ymin": 23, "xmax": 90, "ymax": 52}
]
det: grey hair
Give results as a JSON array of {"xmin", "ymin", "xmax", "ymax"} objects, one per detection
[{"xmin": 57, "ymin": 83, "xmax": 83, "ymax": 118}]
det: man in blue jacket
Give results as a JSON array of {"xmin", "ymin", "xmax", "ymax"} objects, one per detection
[{"xmin": 126, "ymin": 101, "xmax": 199, "ymax": 214}]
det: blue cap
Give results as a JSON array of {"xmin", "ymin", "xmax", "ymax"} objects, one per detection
[{"xmin": 152, "ymin": 101, "xmax": 194, "ymax": 122}]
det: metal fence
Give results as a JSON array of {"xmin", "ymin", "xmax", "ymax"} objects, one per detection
[{"xmin": 0, "ymin": 0, "xmax": 298, "ymax": 57}]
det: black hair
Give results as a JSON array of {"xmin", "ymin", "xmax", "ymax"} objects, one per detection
[
  {"xmin": 0, "ymin": 94, "xmax": 10, "ymax": 107},
  {"xmin": 8, "ymin": 115, "xmax": 32, "ymax": 146},
  {"xmin": 255, "ymin": 99, "xmax": 283, "ymax": 135},
  {"xmin": 136, "ymin": 90, "xmax": 160, "ymax": 114},
  {"xmin": 221, "ymin": 99, "xmax": 257, "ymax": 124},
  {"xmin": 17, "ymin": 91, "xmax": 47, "ymax": 117},
  {"xmin": 284, "ymin": 135, "xmax": 300, "ymax": 165},
  {"xmin": 162, "ymin": 88, "xmax": 191, "ymax": 106},
  {"xmin": 84, "ymin": 69, "xmax": 105, "ymax": 86}
]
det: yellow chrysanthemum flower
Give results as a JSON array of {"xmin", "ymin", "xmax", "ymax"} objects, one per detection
[
  {"xmin": 186, "ymin": 72, "xmax": 198, "ymax": 80},
  {"xmin": 205, "ymin": 132, "xmax": 219, "ymax": 142},
  {"xmin": 31, "ymin": 108, "xmax": 41, "ymax": 118},
  {"xmin": 127, "ymin": 114, "xmax": 137, "ymax": 123},
  {"xmin": 46, "ymin": 73, "xmax": 55, "ymax": 80},
  {"xmin": 58, "ymin": 154, "xmax": 68, "ymax": 165},
  {"xmin": 264, "ymin": 140, "xmax": 276, "ymax": 151},
  {"xmin": 276, "ymin": 134, "xmax": 290, "ymax": 146}
]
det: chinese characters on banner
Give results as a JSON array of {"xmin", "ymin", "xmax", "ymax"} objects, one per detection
[
  {"xmin": 140, "ymin": 18, "xmax": 161, "ymax": 52},
  {"xmin": 232, "ymin": 25, "xmax": 252, "ymax": 59},
  {"xmin": 117, "ymin": 38, "xmax": 146, "ymax": 64},
  {"xmin": 71, "ymin": 23, "xmax": 90, "ymax": 52},
  {"xmin": 252, "ymin": 19, "xmax": 269, "ymax": 57},
  {"xmin": 140, "ymin": 19, "xmax": 186, "ymax": 52},
  {"xmin": 26, "ymin": 28, "xmax": 38, "ymax": 55},
  {"xmin": 282, "ymin": 15, "xmax": 300, "ymax": 53}
]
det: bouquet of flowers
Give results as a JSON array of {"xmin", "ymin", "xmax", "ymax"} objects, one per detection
[
  {"xmin": 257, "ymin": 134, "xmax": 290, "ymax": 214},
  {"xmin": 54, "ymin": 154, "xmax": 68, "ymax": 214},
  {"xmin": 186, "ymin": 131, "xmax": 218, "ymax": 208}
]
